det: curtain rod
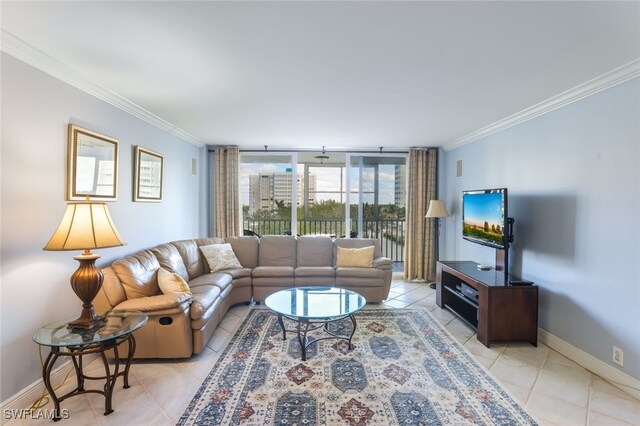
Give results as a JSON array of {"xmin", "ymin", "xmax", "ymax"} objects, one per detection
[{"xmin": 209, "ymin": 148, "xmax": 409, "ymax": 154}]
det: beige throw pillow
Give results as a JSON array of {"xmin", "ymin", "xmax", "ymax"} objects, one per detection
[
  {"xmin": 200, "ymin": 243, "xmax": 243, "ymax": 272},
  {"xmin": 157, "ymin": 267, "xmax": 191, "ymax": 296},
  {"xmin": 335, "ymin": 246, "xmax": 375, "ymax": 268}
]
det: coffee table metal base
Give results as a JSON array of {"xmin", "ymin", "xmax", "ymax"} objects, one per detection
[{"xmin": 276, "ymin": 313, "xmax": 357, "ymax": 361}]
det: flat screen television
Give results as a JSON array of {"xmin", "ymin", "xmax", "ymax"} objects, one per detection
[{"xmin": 462, "ymin": 188, "xmax": 508, "ymax": 249}]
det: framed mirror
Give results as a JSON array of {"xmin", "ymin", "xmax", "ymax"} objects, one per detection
[
  {"xmin": 134, "ymin": 146, "xmax": 164, "ymax": 202},
  {"xmin": 67, "ymin": 124, "xmax": 119, "ymax": 201}
]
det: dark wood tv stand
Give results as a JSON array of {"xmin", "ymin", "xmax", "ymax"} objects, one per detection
[{"xmin": 436, "ymin": 261, "xmax": 538, "ymax": 347}]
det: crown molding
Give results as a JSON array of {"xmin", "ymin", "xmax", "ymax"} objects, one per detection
[
  {"xmin": 4, "ymin": 29, "xmax": 637, "ymax": 152},
  {"xmin": 443, "ymin": 59, "xmax": 640, "ymax": 152},
  {"xmin": 1, "ymin": 30, "xmax": 203, "ymax": 147}
]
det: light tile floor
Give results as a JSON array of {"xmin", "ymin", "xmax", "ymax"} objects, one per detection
[{"xmin": 11, "ymin": 280, "xmax": 640, "ymax": 425}]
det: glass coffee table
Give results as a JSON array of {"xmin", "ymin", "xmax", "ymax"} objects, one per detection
[{"xmin": 265, "ymin": 286, "xmax": 366, "ymax": 361}]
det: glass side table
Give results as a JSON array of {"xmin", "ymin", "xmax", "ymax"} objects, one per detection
[
  {"xmin": 33, "ymin": 310, "xmax": 148, "ymax": 422},
  {"xmin": 265, "ymin": 286, "xmax": 366, "ymax": 361}
]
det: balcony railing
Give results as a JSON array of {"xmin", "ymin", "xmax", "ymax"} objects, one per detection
[{"xmin": 243, "ymin": 218, "xmax": 406, "ymax": 264}]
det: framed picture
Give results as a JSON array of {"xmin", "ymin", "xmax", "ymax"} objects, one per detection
[
  {"xmin": 67, "ymin": 124, "xmax": 119, "ymax": 201},
  {"xmin": 134, "ymin": 146, "xmax": 164, "ymax": 202}
]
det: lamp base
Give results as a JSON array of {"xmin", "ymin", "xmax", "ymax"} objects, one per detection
[
  {"xmin": 67, "ymin": 314, "xmax": 106, "ymax": 331},
  {"xmin": 68, "ymin": 253, "xmax": 105, "ymax": 331}
]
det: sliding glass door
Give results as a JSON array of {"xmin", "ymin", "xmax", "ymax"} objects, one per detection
[
  {"xmin": 239, "ymin": 151, "xmax": 406, "ymax": 270},
  {"xmin": 299, "ymin": 151, "xmax": 347, "ymax": 237},
  {"xmin": 346, "ymin": 154, "xmax": 407, "ymax": 264}
]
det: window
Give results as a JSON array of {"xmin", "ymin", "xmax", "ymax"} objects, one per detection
[{"xmin": 239, "ymin": 151, "xmax": 406, "ymax": 270}]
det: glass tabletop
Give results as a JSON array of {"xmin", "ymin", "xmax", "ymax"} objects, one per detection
[
  {"xmin": 265, "ymin": 287, "xmax": 366, "ymax": 319},
  {"xmin": 33, "ymin": 310, "xmax": 148, "ymax": 347}
]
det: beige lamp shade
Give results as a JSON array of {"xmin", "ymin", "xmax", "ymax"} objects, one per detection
[
  {"xmin": 44, "ymin": 201, "xmax": 126, "ymax": 251},
  {"xmin": 425, "ymin": 200, "xmax": 449, "ymax": 218}
]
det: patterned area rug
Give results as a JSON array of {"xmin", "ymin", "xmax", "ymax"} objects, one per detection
[{"xmin": 178, "ymin": 309, "xmax": 537, "ymax": 425}]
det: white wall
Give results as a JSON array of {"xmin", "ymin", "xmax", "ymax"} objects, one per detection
[
  {"xmin": 0, "ymin": 54, "xmax": 207, "ymax": 401},
  {"xmin": 441, "ymin": 77, "xmax": 640, "ymax": 380}
]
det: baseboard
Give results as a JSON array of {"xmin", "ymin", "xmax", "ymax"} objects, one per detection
[
  {"xmin": 538, "ymin": 328, "xmax": 640, "ymax": 400},
  {"xmin": 0, "ymin": 353, "xmax": 97, "ymax": 425}
]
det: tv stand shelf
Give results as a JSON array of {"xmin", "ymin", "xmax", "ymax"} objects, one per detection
[{"xmin": 436, "ymin": 261, "xmax": 538, "ymax": 347}]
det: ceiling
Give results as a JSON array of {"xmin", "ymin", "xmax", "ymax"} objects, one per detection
[{"xmin": 2, "ymin": 1, "xmax": 639, "ymax": 150}]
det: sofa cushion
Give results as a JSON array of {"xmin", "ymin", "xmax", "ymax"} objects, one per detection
[
  {"xmin": 223, "ymin": 268, "xmax": 252, "ymax": 280},
  {"xmin": 189, "ymin": 272, "xmax": 233, "ymax": 292},
  {"xmin": 295, "ymin": 266, "xmax": 335, "ymax": 277},
  {"xmin": 190, "ymin": 285, "xmax": 221, "ymax": 321},
  {"xmin": 195, "ymin": 237, "xmax": 226, "ymax": 247},
  {"xmin": 150, "ymin": 243, "xmax": 189, "ymax": 281},
  {"xmin": 258, "ymin": 235, "xmax": 296, "ymax": 267},
  {"xmin": 252, "ymin": 266, "xmax": 294, "ymax": 278},
  {"xmin": 157, "ymin": 267, "xmax": 191, "ymax": 296},
  {"xmin": 100, "ymin": 266, "xmax": 127, "ymax": 308},
  {"xmin": 297, "ymin": 236, "xmax": 333, "ymax": 267},
  {"xmin": 114, "ymin": 293, "xmax": 192, "ymax": 312},
  {"xmin": 200, "ymin": 243, "xmax": 242, "ymax": 272},
  {"xmin": 172, "ymin": 239, "xmax": 204, "ymax": 279},
  {"xmin": 333, "ymin": 238, "xmax": 381, "ymax": 259},
  {"xmin": 336, "ymin": 246, "xmax": 375, "ymax": 268},
  {"xmin": 336, "ymin": 267, "xmax": 386, "ymax": 280},
  {"xmin": 112, "ymin": 250, "xmax": 161, "ymax": 299},
  {"xmin": 226, "ymin": 236, "xmax": 259, "ymax": 268}
]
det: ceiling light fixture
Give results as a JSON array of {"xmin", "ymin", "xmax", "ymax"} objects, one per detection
[{"xmin": 315, "ymin": 146, "xmax": 330, "ymax": 164}]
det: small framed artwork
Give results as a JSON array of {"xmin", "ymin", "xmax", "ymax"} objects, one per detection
[
  {"xmin": 67, "ymin": 124, "xmax": 119, "ymax": 201},
  {"xmin": 133, "ymin": 146, "xmax": 164, "ymax": 202}
]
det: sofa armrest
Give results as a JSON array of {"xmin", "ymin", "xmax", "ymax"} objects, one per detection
[
  {"xmin": 114, "ymin": 293, "xmax": 192, "ymax": 314},
  {"xmin": 373, "ymin": 257, "xmax": 392, "ymax": 270}
]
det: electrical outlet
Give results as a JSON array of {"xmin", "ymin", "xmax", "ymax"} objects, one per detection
[{"xmin": 612, "ymin": 346, "xmax": 624, "ymax": 367}]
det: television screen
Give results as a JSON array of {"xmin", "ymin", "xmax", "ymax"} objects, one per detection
[{"xmin": 462, "ymin": 188, "xmax": 507, "ymax": 249}]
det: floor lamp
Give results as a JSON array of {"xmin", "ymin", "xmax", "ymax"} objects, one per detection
[{"xmin": 426, "ymin": 200, "xmax": 449, "ymax": 289}]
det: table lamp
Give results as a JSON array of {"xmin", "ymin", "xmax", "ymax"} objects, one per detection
[
  {"xmin": 426, "ymin": 200, "xmax": 449, "ymax": 289},
  {"xmin": 44, "ymin": 198, "xmax": 125, "ymax": 329}
]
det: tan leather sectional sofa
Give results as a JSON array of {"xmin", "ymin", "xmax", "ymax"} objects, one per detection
[{"xmin": 94, "ymin": 235, "xmax": 392, "ymax": 359}]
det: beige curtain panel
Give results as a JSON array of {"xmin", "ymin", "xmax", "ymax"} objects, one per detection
[
  {"xmin": 213, "ymin": 147, "xmax": 241, "ymax": 238},
  {"xmin": 404, "ymin": 148, "xmax": 438, "ymax": 281}
]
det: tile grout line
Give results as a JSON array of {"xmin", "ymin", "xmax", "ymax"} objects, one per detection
[
  {"xmin": 87, "ymin": 390, "xmax": 107, "ymax": 426},
  {"xmin": 585, "ymin": 371, "xmax": 594, "ymax": 426},
  {"xmin": 484, "ymin": 343, "xmax": 506, "ymax": 371},
  {"xmin": 524, "ymin": 343, "xmax": 550, "ymax": 409},
  {"xmin": 135, "ymin": 370, "xmax": 175, "ymax": 424}
]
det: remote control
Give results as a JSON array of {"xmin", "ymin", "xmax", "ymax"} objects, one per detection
[{"xmin": 508, "ymin": 280, "xmax": 533, "ymax": 286}]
